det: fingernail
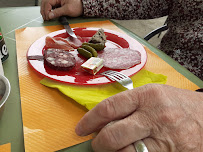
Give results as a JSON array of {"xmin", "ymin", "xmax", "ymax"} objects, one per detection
[
  {"xmin": 75, "ymin": 124, "xmax": 84, "ymax": 136},
  {"xmin": 49, "ymin": 12, "xmax": 54, "ymax": 19}
]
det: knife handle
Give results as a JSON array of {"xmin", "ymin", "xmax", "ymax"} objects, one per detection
[{"xmin": 59, "ymin": 16, "xmax": 69, "ymax": 25}]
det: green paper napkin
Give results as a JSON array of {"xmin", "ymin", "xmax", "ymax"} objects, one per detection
[{"xmin": 40, "ymin": 69, "xmax": 167, "ymax": 110}]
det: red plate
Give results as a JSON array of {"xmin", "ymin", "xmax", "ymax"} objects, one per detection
[{"xmin": 27, "ymin": 28, "xmax": 147, "ymax": 85}]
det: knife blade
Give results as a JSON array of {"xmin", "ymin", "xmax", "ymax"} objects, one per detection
[{"xmin": 59, "ymin": 16, "xmax": 77, "ymax": 38}]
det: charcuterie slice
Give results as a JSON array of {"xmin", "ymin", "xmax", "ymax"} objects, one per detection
[
  {"xmin": 45, "ymin": 36, "xmax": 83, "ymax": 50},
  {"xmin": 98, "ymin": 48, "xmax": 141, "ymax": 69},
  {"xmin": 44, "ymin": 49, "xmax": 76, "ymax": 71}
]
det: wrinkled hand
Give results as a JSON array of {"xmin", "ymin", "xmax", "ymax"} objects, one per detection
[
  {"xmin": 40, "ymin": 0, "xmax": 83, "ymax": 20},
  {"xmin": 75, "ymin": 84, "xmax": 203, "ymax": 152}
]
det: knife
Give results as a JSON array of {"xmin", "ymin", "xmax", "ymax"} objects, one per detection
[{"xmin": 59, "ymin": 16, "xmax": 77, "ymax": 38}]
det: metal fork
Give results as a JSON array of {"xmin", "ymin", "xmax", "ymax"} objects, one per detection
[{"xmin": 101, "ymin": 70, "xmax": 133, "ymax": 90}]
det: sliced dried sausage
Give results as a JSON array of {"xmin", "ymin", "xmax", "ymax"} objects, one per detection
[
  {"xmin": 44, "ymin": 49, "xmax": 76, "ymax": 71},
  {"xmin": 98, "ymin": 48, "xmax": 141, "ymax": 69}
]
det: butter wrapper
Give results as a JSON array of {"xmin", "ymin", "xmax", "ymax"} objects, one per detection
[{"xmin": 81, "ymin": 57, "xmax": 104, "ymax": 75}]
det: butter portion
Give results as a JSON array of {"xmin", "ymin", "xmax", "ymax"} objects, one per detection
[{"xmin": 81, "ymin": 57, "xmax": 104, "ymax": 75}]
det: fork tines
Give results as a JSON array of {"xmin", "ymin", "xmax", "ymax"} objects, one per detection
[
  {"xmin": 101, "ymin": 70, "xmax": 134, "ymax": 90},
  {"xmin": 101, "ymin": 70, "xmax": 128, "ymax": 81}
]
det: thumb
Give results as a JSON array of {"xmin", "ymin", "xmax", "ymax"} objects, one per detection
[{"xmin": 48, "ymin": 7, "xmax": 65, "ymax": 20}]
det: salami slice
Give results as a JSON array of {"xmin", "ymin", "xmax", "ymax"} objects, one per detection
[
  {"xmin": 44, "ymin": 49, "xmax": 76, "ymax": 71},
  {"xmin": 98, "ymin": 48, "xmax": 141, "ymax": 69}
]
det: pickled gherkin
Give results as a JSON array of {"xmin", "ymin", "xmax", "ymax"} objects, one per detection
[
  {"xmin": 81, "ymin": 45, "xmax": 98, "ymax": 57},
  {"xmin": 82, "ymin": 42, "xmax": 105, "ymax": 51},
  {"xmin": 77, "ymin": 48, "xmax": 92, "ymax": 59}
]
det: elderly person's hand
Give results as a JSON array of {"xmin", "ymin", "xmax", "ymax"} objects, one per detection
[
  {"xmin": 40, "ymin": 0, "xmax": 83, "ymax": 21},
  {"xmin": 75, "ymin": 84, "xmax": 203, "ymax": 152}
]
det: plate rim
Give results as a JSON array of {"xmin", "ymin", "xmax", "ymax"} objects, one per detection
[{"xmin": 27, "ymin": 27, "xmax": 147, "ymax": 85}]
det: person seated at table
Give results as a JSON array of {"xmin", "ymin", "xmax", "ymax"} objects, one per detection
[
  {"xmin": 40, "ymin": 0, "xmax": 203, "ymax": 80},
  {"xmin": 40, "ymin": 1, "xmax": 203, "ymax": 152}
]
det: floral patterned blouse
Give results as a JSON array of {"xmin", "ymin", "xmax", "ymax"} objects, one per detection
[{"xmin": 82, "ymin": 0, "xmax": 203, "ymax": 80}]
